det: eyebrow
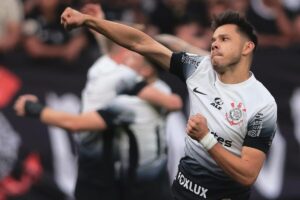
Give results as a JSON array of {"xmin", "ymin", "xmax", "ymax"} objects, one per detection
[{"xmin": 211, "ymin": 34, "xmax": 230, "ymax": 42}]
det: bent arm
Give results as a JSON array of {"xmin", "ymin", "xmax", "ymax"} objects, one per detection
[
  {"xmin": 208, "ymin": 144, "xmax": 265, "ymax": 186},
  {"xmin": 137, "ymin": 86, "xmax": 182, "ymax": 111},
  {"xmin": 40, "ymin": 108, "xmax": 107, "ymax": 132}
]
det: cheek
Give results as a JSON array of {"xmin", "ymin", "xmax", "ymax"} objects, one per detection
[{"xmin": 225, "ymin": 45, "xmax": 241, "ymax": 58}]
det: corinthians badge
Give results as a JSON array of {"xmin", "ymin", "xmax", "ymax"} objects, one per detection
[{"xmin": 226, "ymin": 102, "xmax": 246, "ymax": 126}]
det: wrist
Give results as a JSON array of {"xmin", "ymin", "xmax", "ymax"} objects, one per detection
[
  {"xmin": 199, "ymin": 131, "xmax": 218, "ymax": 151},
  {"xmin": 84, "ymin": 14, "xmax": 97, "ymax": 27},
  {"xmin": 24, "ymin": 101, "xmax": 44, "ymax": 119}
]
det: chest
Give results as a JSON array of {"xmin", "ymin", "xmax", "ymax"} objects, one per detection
[{"xmin": 186, "ymin": 77, "xmax": 252, "ymax": 146}]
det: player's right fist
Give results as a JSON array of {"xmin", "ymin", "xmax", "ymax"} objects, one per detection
[{"xmin": 61, "ymin": 7, "xmax": 86, "ymax": 31}]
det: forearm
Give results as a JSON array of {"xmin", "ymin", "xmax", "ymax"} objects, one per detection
[
  {"xmin": 40, "ymin": 108, "xmax": 107, "ymax": 132},
  {"xmin": 82, "ymin": 15, "xmax": 172, "ymax": 69},
  {"xmin": 208, "ymin": 144, "xmax": 263, "ymax": 186},
  {"xmin": 138, "ymin": 86, "xmax": 182, "ymax": 111},
  {"xmin": 40, "ymin": 108, "xmax": 82, "ymax": 132},
  {"xmin": 83, "ymin": 15, "xmax": 149, "ymax": 53}
]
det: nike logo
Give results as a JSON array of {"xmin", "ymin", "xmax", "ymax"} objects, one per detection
[{"xmin": 193, "ymin": 87, "xmax": 207, "ymax": 95}]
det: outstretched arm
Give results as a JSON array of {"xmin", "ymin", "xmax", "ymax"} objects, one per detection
[
  {"xmin": 61, "ymin": 7, "xmax": 172, "ymax": 70},
  {"xmin": 14, "ymin": 95, "xmax": 107, "ymax": 132}
]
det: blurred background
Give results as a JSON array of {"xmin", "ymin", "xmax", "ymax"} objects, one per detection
[{"xmin": 0, "ymin": 0, "xmax": 300, "ymax": 199}]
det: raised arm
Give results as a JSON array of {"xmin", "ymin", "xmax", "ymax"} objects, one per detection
[
  {"xmin": 61, "ymin": 7, "xmax": 172, "ymax": 70},
  {"xmin": 154, "ymin": 34, "xmax": 209, "ymax": 56}
]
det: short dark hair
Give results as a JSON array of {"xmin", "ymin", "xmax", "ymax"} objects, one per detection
[{"xmin": 211, "ymin": 10, "xmax": 258, "ymax": 51}]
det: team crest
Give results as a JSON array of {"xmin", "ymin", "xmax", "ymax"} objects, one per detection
[{"xmin": 226, "ymin": 102, "xmax": 246, "ymax": 126}]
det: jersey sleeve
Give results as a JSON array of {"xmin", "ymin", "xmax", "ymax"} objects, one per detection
[
  {"xmin": 116, "ymin": 68, "xmax": 147, "ymax": 96},
  {"xmin": 97, "ymin": 102, "xmax": 135, "ymax": 127},
  {"xmin": 243, "ymin": 101, "xmax": 277, "ymax": 154},
  {"xmin": 170, "ymin": 52, "xmax": 205, "ymax": 82}
]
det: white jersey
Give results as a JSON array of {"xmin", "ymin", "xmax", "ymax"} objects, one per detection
[
  {"xmin": 81, "ymin": 55, "xmax": 143, "ymax": 112},
  {"xmin": 78, "ymin": 55, "xmax": 146, "ymax": 153},
  {"xmin": 170, "ymin": 53, "xmax": 277, "ymax": 179},
  {"xmin": 111, "ymin": 79, "xmax": 171, "ymax": 168}
]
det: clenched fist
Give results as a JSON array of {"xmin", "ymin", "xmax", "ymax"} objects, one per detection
[
  {"xmin": 186, "ymin": 114, "xmax": 210, "ymax": 141},
  {"xmin": 61, "ymin": 7, "xmax": 87, "ymax": 31},
  {"xmin": 14, "ymin": 94, "xmax": 38, "ymax": 116}
]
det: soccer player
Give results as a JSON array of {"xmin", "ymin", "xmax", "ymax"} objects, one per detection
[{"xmin": 60, "ymin": 7, "xmax": 277, "ymax": 199}]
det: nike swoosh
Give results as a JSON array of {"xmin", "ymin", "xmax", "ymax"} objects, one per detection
[{"xmin": 193, "ymin": 87, "xmax": 207, "ymax": 95}]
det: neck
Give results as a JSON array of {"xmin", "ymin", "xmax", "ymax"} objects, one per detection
[{"xmin": 218, "ymin": 58, "xmax": 251, "ymax": 84}]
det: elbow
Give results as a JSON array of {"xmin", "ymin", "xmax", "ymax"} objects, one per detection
[{"xmin": 237, "ymin": 175, "xmax": 257, "ymax": 187}]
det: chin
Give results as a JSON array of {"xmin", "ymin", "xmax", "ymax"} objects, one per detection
[{"xmin": 212, "ymin": 63, "xmax": 226, "ymax": 74}]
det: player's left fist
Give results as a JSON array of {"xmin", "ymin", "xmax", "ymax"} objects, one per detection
[{"xmin": 186, "ymin": 114, "xmax": 209, "ymax": 141}]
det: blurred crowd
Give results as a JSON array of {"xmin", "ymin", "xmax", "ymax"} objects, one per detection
[
  {"xmin": 1, "ymin": 0, "xmax": 300, "ymax": 64},
  {"xmin": 1, "ymin": 0, "xmax": 300, "ymax": 200}
]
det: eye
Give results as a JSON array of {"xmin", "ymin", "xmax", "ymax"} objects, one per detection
[{"xmin": 222, "ymin": 37, "xmax": 229, "ymax": 41}]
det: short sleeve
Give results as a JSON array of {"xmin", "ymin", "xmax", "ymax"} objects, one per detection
[
  {"xmin": 170, "ymin": 52, "xmax": 205, "ymax": 82},
  {"xmin": 97, "ymin": 103, "xmax": 135, "ymax": 127},
  {"xmin": 243, "ymin": 101, "xmax": 277, "ymax": 154},
  {"xmin": 116, "ymin": 67, "xmax": 147, "ymax": 96}
]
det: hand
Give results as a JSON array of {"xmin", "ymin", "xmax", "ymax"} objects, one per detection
[
  {"xmin": 61, "ymin": 7, "xmax": 86, "ymax": 31},
  {"xmin": 14, "ymin": 94, "xmax": 38, "ymax": 116},
  {"xmin": 186, "ymin": 114, "xmax": 210, "ymax": 141},
  {"xmin": 81, "ymin": 3, "xmax": 105, "ymax": 20}
]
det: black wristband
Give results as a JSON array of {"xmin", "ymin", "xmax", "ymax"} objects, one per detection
[{"xmin": 24, "ymin": 101, "xmax": 45, "ymax": 118}]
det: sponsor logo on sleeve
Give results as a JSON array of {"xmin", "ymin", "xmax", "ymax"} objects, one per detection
[
  {"xmin": 181, "ymin": 54, "xmax": 201, "ymax": 68},
  {"xmin": 247, "ymin": 112, "xmax": 263, "ymax": 137}
]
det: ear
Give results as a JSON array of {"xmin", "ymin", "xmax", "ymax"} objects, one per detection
[{"xmin": 242, "ymin": 41, "xmax": 255, "ymax": 56}]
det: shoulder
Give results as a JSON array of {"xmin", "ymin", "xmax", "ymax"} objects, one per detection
[{"xmin": 171, "ymin": 52, "xmax": 209, "ymax": 67}]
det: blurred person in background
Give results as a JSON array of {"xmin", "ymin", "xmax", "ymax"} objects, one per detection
[
  {"xmin": 229, "ymin": 0, "xmax": 250, "ymax": 16},
  {"xmin": 0, "ymin": 0, "xmax": 23, "ymax": 56},
  {"xmin": 13, "ymin": 52, "xmax": 181, "ymax": 200},
  {"xmin": 247, "ymin": 0, "xmax": 293, "ymax": 48},
  {"xmin": 13, "ymin": 49, "xmax": 182, "ymax": 200},
  {"xmin": 174, "ymin": 18, "xmax": 211, "ymax": 50},
  {"xmin": 291, "ymin": 12, "xmax": 300, "ymax": 45},
  {"xmin": 207, "ymin": 0, "xmax": 231, "ymax": 20},
  {"xmin": 15, "ymin": 5, "xmax": 181, "ymax": 200},
  {"xmin": 22, "ymin": 0, "xmax": 88, "ymax": 63},
  {"xmin": 114, "ymin": 53, "xmax": 176, "ymax": 200}
]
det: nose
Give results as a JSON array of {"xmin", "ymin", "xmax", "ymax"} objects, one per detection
[{"xmin": 211, "ymin": 41, "xmax": 219, "ymax": 51}]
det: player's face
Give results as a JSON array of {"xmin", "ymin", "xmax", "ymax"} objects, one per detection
[{"xmin": 210, "ymin": 24, "xmax": 245, "ymax": 74}]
